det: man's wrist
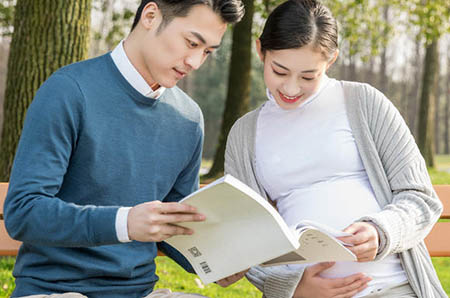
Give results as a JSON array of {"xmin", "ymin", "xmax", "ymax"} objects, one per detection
[{"xmin": 116, "ymin": 207, "xmax": 132, "ymax": 242}]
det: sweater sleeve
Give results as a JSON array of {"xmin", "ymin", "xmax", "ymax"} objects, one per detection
[
  {"xmin": 356, "ymin": 84, "xmax": 443, "ymax": 259},
  {"xmin": 225, "ymin": 117, "xmax": 304, "ymax": 298},
  {"xmin": 4, "ymin": 73, "xmax": 120, "ymax": 247}
]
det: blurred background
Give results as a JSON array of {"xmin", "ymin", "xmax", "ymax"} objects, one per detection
[{"xmin": 0, "ymin": 0, "xmax": 449, "ymax": 179}]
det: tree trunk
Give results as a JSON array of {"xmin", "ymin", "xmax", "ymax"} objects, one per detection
[
  {"xmin": 434, "ymin": 73, "xmax": 441, "ymax": 154},
  {"xmin": 445, "ymin": 46, "xmax": 450, "ymax": 154},
  {"xmin": 378, "ymin": 4, "xmax": 389, "ymax": 93},
  {"xmin": 205, "ymin": 0, "xmax": 254, "ymax": 179},
  {"xmin": 0, "ymin": 0, "xmax": 92, "ymax": 181},
  {"xmin": 407, "ymin": 37, "xmax": 422, "ymax": 136},
  {"xmin": 417, "ymin": 39, "xmax": 439, "ymax": 168}
]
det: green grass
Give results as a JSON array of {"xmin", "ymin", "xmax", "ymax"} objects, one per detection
[
  {"xmin": 0, "ymin": 257, "xmax": 15, "ymax": 297},
  {"xmin": 0, "ymin": 257, "xmax": 261, "ymax": 298},
  {"xmin": 155, "ymin": 257, "xmax": 260, "ymax": 297},
  {"xmin": 432, "ymin": 258, "xmax": 450, "ymax": 294}
]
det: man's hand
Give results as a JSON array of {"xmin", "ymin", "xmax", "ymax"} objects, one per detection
[
  {"xmin": 215, "ymin": 269, "xmax": 249, "ymax": 287},
  {"xmin": 127, "ymin": 201, "xmax": 206, "ymax": 242},
  {"xmin": 338, "ymin": 222, "xmax": 379, "ymax": 262},
  {"xmin": 294, "ymin": 262, "xmax": 371, "ymax": 298}
]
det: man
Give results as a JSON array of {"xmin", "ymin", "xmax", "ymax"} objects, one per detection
[{"xmin": 4, "ymin": 1, "xmax": 244, "ymax": 297}]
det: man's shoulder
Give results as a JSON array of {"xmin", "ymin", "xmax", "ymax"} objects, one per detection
[
  {"xmin": 163, "ymin": 86, "xmax": 203, "ymax": 124},
  {"xmin": 55, "ymin": 53, "xmax": 111, "ymax": 80}
]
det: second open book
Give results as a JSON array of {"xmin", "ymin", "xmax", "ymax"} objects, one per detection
[{"xmin": 166, "ymin": 175, "xmax": 356, "ymax": 284}]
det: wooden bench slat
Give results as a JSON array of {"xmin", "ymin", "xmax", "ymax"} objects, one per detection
[
  {"xmin": 425, "ymin": 222, "xmax": 450, "ymax": 257},
  {"xmin": 433, "ymin": 185, "xmax": 450, "ymax": 219},
  {"xmin": 1, "ymin": 183, "xmax": 450, "ymax": 257}
]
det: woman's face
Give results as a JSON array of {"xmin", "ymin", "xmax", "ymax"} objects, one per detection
[{"xmin": 257, "ymin": 41, "xmax": 337, "ymax": 110}]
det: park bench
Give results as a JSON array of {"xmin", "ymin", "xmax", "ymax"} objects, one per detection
[{"xmin": 1, "ymin": 182, "xmax": 450, "ymax": 257}]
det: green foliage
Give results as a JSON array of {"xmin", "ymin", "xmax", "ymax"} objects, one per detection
[
  {"xmin": 0, "ymin": 0, "xmax": 15, "ymax": 37},
  {"xmin": 91, "ymin": 0, "xmax": 138, "ymax": 52},
  {"xmin": 192, "ymin": 29, "xmax": 266, "ymax": 159},
  {"xmin": 323, "ymin": 0, "xmax": 394, "ymax": 59},
  {"xmin": 397, "ymin": 0, "xmax": 450, "ymax": 44}
]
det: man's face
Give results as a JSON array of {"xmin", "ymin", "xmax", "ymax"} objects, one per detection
[{"xmin": 138, "ymin": 4, "xmax": 228, "ymax": 88}]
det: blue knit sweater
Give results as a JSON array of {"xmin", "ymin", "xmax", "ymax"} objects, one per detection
[{"xmin": 4, "ymin": 53, "xmax": 203, "ymax": 298}]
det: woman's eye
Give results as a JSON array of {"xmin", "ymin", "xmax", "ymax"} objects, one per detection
[
  {"xmin": 303, "ymin": 77, "xmax": 314, "ymax": 81},
  {"xmin": 273, "ymin": 70, "xmax": 287, "ymax": 76}
]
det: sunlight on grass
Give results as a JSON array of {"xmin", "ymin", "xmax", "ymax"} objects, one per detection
[{"xmin": 155, "ymin": 257, "xmax": 260, "ymax": 298}]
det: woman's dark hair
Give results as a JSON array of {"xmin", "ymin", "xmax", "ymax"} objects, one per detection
[
  {"xmin": 131, "ymin": 0, "xmax": 245, "ymax": 32},
  {"xmin": 259, "ymin": 0, "xmax": 338, "ymax": 59}
]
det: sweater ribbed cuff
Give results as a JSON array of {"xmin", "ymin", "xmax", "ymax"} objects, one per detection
[
  {"xmin": 247, "ymin": 266, "xmax": 304, "ymax": 298},
  {"xmin": 358, "ymin": 209, "xmax": 403, "ymax": 260}
]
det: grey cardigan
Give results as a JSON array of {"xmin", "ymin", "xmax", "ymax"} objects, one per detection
[{"xmin": 224, "ymin": 81, "xmax": 446, "ymax": 298}]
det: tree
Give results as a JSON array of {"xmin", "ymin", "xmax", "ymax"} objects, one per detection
[
  {"xmin": 205, "ymin": 0, "xmax": 255, "ymax": 179},
  {"xmin": 0, "ymin": 0, "xmax": 92, "ymax": 181},
  {"xmin": 408, "ymin": 0, "xmax": 450, "ymax": 167}
]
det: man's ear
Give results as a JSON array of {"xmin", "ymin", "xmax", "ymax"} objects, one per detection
[
  {"xmin": 140, "ymin": 2, "xmax": 161, "ymax": 30},
  {"xmin": 326, "ymin": 49, "xmax": 339, "ymax": 70},
  {"xmin": 255, "ymin": 39, "xmax": 265, "ymax": 62}
]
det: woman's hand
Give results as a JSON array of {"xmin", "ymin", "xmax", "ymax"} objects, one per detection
[
  {"xmin": 338, "ymin": 222, "xmax": 379, "ymax": 262},
  {"xmin": 215, "ymin": 269, "xmax": 249, "ymax": 287},
  {"xmin": 293, "ymin": 262, "xmax": 371, "ymax": 298}
]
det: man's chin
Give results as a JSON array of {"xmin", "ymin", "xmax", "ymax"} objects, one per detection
[{"xmin": 158, "ymin": 78, "xmax": 178, "ymax": 89}]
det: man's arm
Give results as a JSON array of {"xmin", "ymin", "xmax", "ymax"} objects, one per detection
[{"xmin": 4, "ymin": 73, "xmax": 119, "ymax": 247}]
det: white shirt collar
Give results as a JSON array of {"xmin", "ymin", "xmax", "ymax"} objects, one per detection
[{"xmin": 111, "ymin": 40, "xmax": 166, "ymax": 99}]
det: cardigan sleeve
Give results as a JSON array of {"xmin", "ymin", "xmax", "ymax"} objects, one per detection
[
  {"xmin": 225, "ymin": 115, "xmax": 305, "ymax": 298},
  {"xmin": 356, "ymin": 84, "xmax": 443, "ymax": 259}
]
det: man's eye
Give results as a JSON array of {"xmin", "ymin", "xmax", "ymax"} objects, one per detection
[
  {"xmin": 205, "ymin": 49, "xmax": 212, "ymax": 55},
  {"xmin": 187, "ymin": 40, "xmax": 198, "ymax": 48}
]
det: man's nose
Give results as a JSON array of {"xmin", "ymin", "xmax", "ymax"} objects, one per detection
[{"xmin": 185, "ymin": 52, "xmax": 205, "ymax": 70}]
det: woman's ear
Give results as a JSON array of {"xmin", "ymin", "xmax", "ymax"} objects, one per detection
[
  {"xmin": 255, "ymin": 39, "xmax": 265, "ymax": 62},
  {"xmin": 326, "ymin": 49, "xmax": 339, "ymax": 70}
]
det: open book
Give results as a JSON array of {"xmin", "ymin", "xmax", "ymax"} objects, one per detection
[{"xmin": 165, "ymin": 175, "xmax": 356, "ymax": 284}]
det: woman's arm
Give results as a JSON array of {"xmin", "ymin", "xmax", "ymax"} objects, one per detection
[{"xmin": 355, "ymin": 84, "xmax": 443, "ymax": 260}]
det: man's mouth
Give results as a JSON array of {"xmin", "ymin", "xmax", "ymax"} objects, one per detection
[{"xmin": 173, "ymin": 68, "xmax": 187, "ymax": 79}]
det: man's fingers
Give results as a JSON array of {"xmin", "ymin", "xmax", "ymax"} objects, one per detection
[
  {"xmin": 157, "ymin": 212, "xmax": 206, "ymax": 224},
  {"xmin": 153, "ymin": 202, "xmax": 199, "ymax": 214}
]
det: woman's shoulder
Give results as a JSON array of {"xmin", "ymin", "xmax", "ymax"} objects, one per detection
[
  {"xmin": 339, "ymin": 80, "xmax": 392, "ymax": 110},
  {"xmin": 226, "ymin": 105, "xmax": 264, "ymax": 146},
  {"xmin": 231, "ymin": 106, "xmax": 263, "ymax": 131}
]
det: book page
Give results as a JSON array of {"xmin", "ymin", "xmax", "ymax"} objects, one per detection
[
  {"xmin": 166, "ymin": 175, "xmax": 300, "ymax": 284},
  {"xmin": 262, "ymin": 228, "xmax": 356, "ymax": 266}
]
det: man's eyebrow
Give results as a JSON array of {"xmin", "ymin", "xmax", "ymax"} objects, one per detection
[
  {"xmin": 190, "ymin": 31, "xmax": 221, "ymax": 49},
  {"xmin": 272, "ymin": 60, "xmax": 318, "ymax": 73}
]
